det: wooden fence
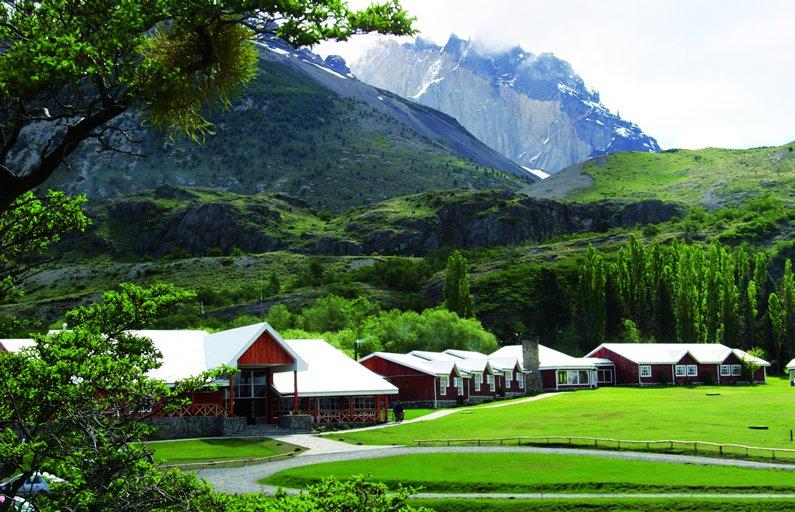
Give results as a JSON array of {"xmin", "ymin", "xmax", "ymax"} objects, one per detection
[{"xmin": 414, "ymin": 435, "xmax": 795, "ymax": 461}]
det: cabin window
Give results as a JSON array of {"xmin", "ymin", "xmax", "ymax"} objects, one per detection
[
  {"xmin": 354, "ymin": 396, "xmax": 374, "ymax": 410},
  {"xmin": 319, "ymin": 397, "xmax": 340, "ymax": 410},
  {"xmin": 731, "ymin": 365, "xmax": 742, "ymax": 376},
  {"xmin": 439, "ymin": 375, "xmax": 449, "ymax": 394},
  {"xmin": 454, "ymin": 377, "xmax": 464, "ymax": 394},
  {"xmin": 597, "ymin": 369, "xmax": 613, "ymax": 383},
  {"xmin": 675, "ymin": 365, "xmax": 687, "ymax": 377},
  {"xmin": 504, "ymin": 370, "xmax": 513, "ymax": 385},
  {"xmin": 558, "ymin": 370, "xmax": 590, "ymax": 385},
  {"xmin": 720, "ymin": 365, "xmax": 732, "ymax": 376},
  {"xmin": 473, "ymin": 372, "xmax": 482, "ymax": 391},
  {"xmin": 518, "ymin": 374, "xmax": 525, "ymax": 388},
  {"xmin": 640, "ymin": 365, "xmax": 652, "ymax": 378},
  {"xmin": 487, "ymin": 374, "xmax": 495, "ymax": 391},
  {"xmin": 687, "ymin": 365, "xmax": 698, "ymax": 376}
]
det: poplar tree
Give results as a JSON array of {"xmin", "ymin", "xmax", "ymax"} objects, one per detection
[
  {"xmin": 577, "ymin": 246, "xmax": 607, "ymax": 343},
  {"xmin": 443, "ymin": 250, "xmax": 475, "ymax": 318}
]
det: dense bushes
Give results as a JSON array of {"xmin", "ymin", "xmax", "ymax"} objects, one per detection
[{"xmin": 264, "ymin": 294, "xmax": 498, "ymax": 356}]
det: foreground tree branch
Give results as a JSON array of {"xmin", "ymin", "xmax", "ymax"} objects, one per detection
[{"xmin": 0, "ymin": 0, "xmax": 415, "ymax": 211}]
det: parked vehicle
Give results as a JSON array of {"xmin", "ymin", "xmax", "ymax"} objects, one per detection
[
  {"xmin": 1, "ymin": 472, "xmax": 64, "ymax": 497},
  {"xmin": 0, "ymin": 494, "xmax": 34, "ymax": 512}
]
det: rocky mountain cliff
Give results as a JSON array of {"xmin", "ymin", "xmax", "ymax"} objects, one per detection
[
  {"xmin": 48, "ymin": 39, "xmax": 531, "ymax": 213},
  {"xmin": 84, "ymin": 185, "xmax": 683, "ymax": 259},
  {"xmin": 349, "ymin": 35, "xmax": 660, "ymax": 173}
]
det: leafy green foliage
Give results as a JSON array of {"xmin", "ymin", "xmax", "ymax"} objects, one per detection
[
  {"xmin": 443, "ymin": 250, "xmax": 474, "ymax": 318},
  {"xmin": 0, "ymin": 283, "xmax": 226, "ymax": 510},
  {"xmin": 218, "ymin": 476, "xmax": 428, "ymax": 512},
  {"xmin": 0, "ymin": 191, "xmax": 90, "ymax": 302},
  {"xmin": 577, "ymin": 236, "xmax": 795, "ymax": 370}
]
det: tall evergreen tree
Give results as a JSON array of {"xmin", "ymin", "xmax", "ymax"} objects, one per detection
[
  {"xmin": 443, "ymin": 250, "xmax": 475, "ymax": 318},
  {"xmin": 577, "ymin": 246, "xmax": 607, "ymax": 344}
]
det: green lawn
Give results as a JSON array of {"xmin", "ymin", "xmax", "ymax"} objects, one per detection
[
  {"xmin": 148, "ymin": 437, "xmax": 301, "ymax": 464},
  {"xmin": 415, "ymin": 498, "xmax": 795, "ymax": 512},
  {"xmin": 331, "ymin": 378, "xmax": 795, "ymax": 451},
  {"xmin": 263, "ymin": 452, "xmax": 795, "ymax": 494}
]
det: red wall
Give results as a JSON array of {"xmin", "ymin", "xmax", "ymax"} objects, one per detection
[
  {"xmin": 237, "ymin": 330, "xmax": 293, "ymax": 367},
  {"xmin": 590, "ymin": 347, "xmax": 639, "ymax": 385},
  {"xmin": 361, "ymin": 356, "xmax": 438, "ymax": 402}
]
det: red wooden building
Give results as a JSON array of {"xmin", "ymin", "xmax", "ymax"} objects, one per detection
[
  {"xmin": 586, "ymin": 343, "xmax": 769, "ymax": 385},
  {"xmin": 491, "ymin": 345, "xmax": 615, "ymax": 391}
]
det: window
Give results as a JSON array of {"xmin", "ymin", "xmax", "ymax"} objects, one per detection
[
  {"xmin": 640, "ymin": 365, "xmax": 652, "ymax": 378},
  {"xmin": 720, "ymin": 365, "xmax": 732, "ymax": 376},
  {"xmin": 454, "ymin": 377, "xmax": 464, "ymax": 394},
  {"xmin": 439, "ymin": 375, "xmax": 449, "ymax": 394},
  {"xmin": 504, "ymin": 370, "xmax": 513, "ymax": 385},
  {"xmin": 319, "ymin": 397, "xmax": 339, "ymax": 410},
  {"xmin": 486, "ymin": 374, "xmax": 495, "ymax": 391},
  {"xmin": 597, "ymin": 369, "xmax": 613, "ymax": 383},
  {"xmin": 731, "ymin": 365, "xmax": 742, "ymax": 376},
  {"xmin": 558, "ymin": 370, "xmax": 590, "ymax": 386},
  {"xmin": 687, "ymin": 365, "xmax": 698, "ymax": 376},
  {"xmin": 518, "ymin": 373, "xmax": 525, "ymax": 388},
  {"xmin": 675, "ymin": 365, "xmax": 687, "ymax": 377},
  {"xmin": 473, "ymin": 372, "xmax": 482, "ymax": 391},
  {"xmin": 354, "ymin": 396, "xmax": 374, "ymax": 410}
]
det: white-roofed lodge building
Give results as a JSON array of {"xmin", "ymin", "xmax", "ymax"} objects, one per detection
[
  {"xmin": 586, "ymin": 343, "xmax": 770, "ymax": 385},
  {"xmin": 786, "ymin": 359, "xmax": 795, "ymax": 385},
  {"xmin": 0, "ymin": 323, "xmax": 397, "ymax": 438}
]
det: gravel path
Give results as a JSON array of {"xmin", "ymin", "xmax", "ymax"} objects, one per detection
[{"xmin": 197, "ymin": 445, "xmax": 795, "ymax": 495}]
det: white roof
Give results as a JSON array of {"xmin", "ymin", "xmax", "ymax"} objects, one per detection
[
  {"xmin": 786, "ymin": 359, "xmax": 795, "ymax": 371},
  {"xmin": 273, "ymin": 340, "xmax": 398, "ymax": 397},
  {"xmin": 130, "ymin": 330, "xmax": 209, "ymax": 384},
  {"xmin": 587, "ymin": 343, "xmax": 770, "ymax": 367},
  {"xmin": 490, "ymin": 344, "xmax": 611, "ymax": 370},
  {"xmin": 412, "ymin": 350, "xmax": 491, "ymax": 374},
  {"xmin": 0, "ymin": 338, "xmax": 35, "ymax": 353},
  {"xmin": 360, "ymin": 352, "xmax": 458, "ymax": 376}
]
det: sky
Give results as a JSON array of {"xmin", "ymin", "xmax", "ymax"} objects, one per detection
[{"xmin": 316, "ymin": 0, "xmax": 795, "ymax": 150}]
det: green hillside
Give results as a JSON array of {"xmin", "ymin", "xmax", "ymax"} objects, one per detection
[
  {"xmin": 51, "ymin": 57, "xmax": 528, "ymax": 213},
  {"xmin": 527, "ymin": 144, "xmax": 795, "ymax": 207}
]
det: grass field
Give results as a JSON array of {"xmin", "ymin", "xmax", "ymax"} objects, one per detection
[
  {"xmin": 330, "ymin": 378, "xmax": 795, "ymax": 450},
  {"xmin": 413, "ymin": 498, "xmax": 795, "ymax": 512},
  {"xmin": 148, "ymin": 437, "xmax": 301, "ymax": 464},
  {"xmin": 262, "ymin": 452, "xmax": 795, "ymax": 494},
  {"xmin": 566, "ymin": 146, "xmax": 795, "ymax": 207}
]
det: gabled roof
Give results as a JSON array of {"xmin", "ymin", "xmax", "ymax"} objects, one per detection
[
  {"xmin": 490, "ymin": 345, "xmax": 610, "ymax": 370},
  {"xmin": 203, "ymin": 322, "xmax": 307, "ymax": 372},
  {"xmin": 360, "ymin": 352, "xmax": 459, "ymax": 376},
  {"xmin": 272, "ymin": 339, "xmax": 398, "ymax": 397},
  {"xmin": 786, "ymin": 359, "xmax": 795, "ymax": 371},
  {"xmin": 411, "ymin": 350, "xmax": 492, "ymax": 374},
  {"xmin": 587, "ymin": 343, "xmax": 770, "ymax": 367}
]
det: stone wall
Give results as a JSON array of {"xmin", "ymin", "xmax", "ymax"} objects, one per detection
[{"xmin": 148, "ymin": 416, "xmax": 248, "ymax": 439}]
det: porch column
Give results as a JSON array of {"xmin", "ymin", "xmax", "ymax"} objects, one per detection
[
  {"xmin": 229, "ymin": 374, "xmax": 236, "ymax": 416},
  {"xmin": 293, "ymin": 370, "xmax": 299, "ymax": 414}
]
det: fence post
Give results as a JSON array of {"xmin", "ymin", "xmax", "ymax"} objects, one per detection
[
  {"xmin": 694, "ymin": 442, "xmax": 698, "ymax": 453},
  {"xmin": 719, "ymin": 445, "xmax": 723, "ymax": 456},
  {"xmin": 617, "ymin": 440, "xmax": 621, "ymax": 450}
]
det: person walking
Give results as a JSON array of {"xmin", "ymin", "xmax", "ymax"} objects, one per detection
[{"xmin": 394, "ymin": 399, "xmax": 405, "ymax": 423}]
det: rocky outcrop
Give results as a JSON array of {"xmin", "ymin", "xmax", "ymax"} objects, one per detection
[
  {"xmin": 340, "ymin": 191, "xmax": 684, "ymax": 256},
  {"xmin": 350, "ymin": 35, "xmax": 660, "ymax": 173},
  {"xmin": 99, "ymin": 188, "xmax": 684, "ymax": 258}
]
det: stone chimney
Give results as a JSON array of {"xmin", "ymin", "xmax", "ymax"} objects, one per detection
[{"xmin": 522, "ymin": 336, "xmax": 543, "ymax": 394}]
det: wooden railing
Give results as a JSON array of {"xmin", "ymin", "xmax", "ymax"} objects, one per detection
[
  {"xmin": 414, "ymin": 435, "xmax": 795, "ymax": 461},
  {"xmin": 161, "ymin": 403, "xmax": 227, "ymax": 418}
]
